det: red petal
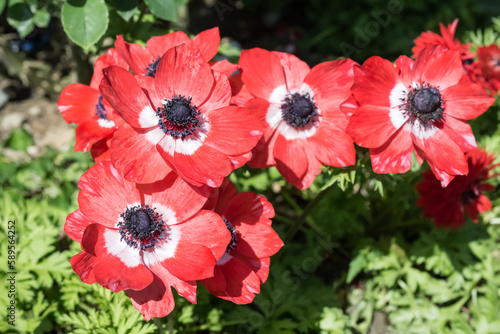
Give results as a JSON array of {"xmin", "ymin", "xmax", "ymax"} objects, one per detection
[
  {"xmin": 159, "ymin": 242, "xmax": 216, "ymax": 281},
  {"xmin": 229, "ymin": 72, "xmax": 254, "ymax": 107},
  {"xmin": 273, "ymin": 51, "xmax": 310, "ymax": 91},
  {"xmin": 370, "ymin": 126, "xmax": 413, "ymax": 173},
  {"xmin": 274, "ymin": 135, "xmax": 308, "ymax": 189},
  {"xmin": 127, "ymin": 274, "xmax": 175, "ymax": 321},
  {"xmin": 414, "ymin": 46, "xmax": 462, "ymax": 89},
  {"xmin": 218, "ymin": 256, "xmax": 262, "ymax": 304},
  {"xmin": 90, "ymin": 48, "xmax": 129, "ymax": 89},
  {"xmin": 442, "ymin": 116, "xmax": 477, "ymax": 152},
  {"xmin": 82, "ymin": 224, "xmax": 154, "ymax": 292},
  {"xmin": 74, "ymin": 120, "xmax": 115, "ymax": 152},
  {"xmin": 115, "ymin": 35, "xmax": 154, "ymax": 76},
  {"xmin": 192, "ymin": 27, "xmax": 220, "ymax": 61},
  {"xmin": 70, "ymin": 251, "xmax": 97, "ymax": 284},
  {"xmin": 146, "ymin": 31, "xmax": 190, "ymax": 59},
  {"xmin": 412, "ymin": 130, "xmax": 468, "ymax": 177},
  {"xmin": 78, "ymin": 162, "xmax": 140, "ymax": 228},
  {"xmin": 443, "ymin": 78, "xmax": 495, "ymax": 120},
  {"xmin": 200, "ymin": 265, "xmax": 226, "ymax": 295},
  {"xmin": 155, "ymin": 44, "xmax": 214, "ymax": 107},
  {"xmin": 395, "ymin": 56, "xmax": 414, "ymax": 87},
  {"xmin": 304, "ymin": 59, "xmax": 356, "ymax": 111},
  {"xmin": 234, "ymin": 222, "xmax": 283, "ymax": 258},
  {"xmin": 148, "ymin": 261, "xmax": 197, "ymax": 304},
  {"xmin": 213, "ymin": 178, "xmax": 238, "ymax": 214},
  {"xmin": 309, "ymin": 114, "xmax": 356, "ymax": 167},
  {"xmin": 204, "ymin": 105, "xmax": 263, "ymax": 155},
  {"xmin": 110, "ymin": 124, "xmax": 172, "ymax": 184},
  {"xmin": 220, "ymin": 192, "xmax": 275, "ymax": 227},
  {"xmin": 175, "ymin": 210, "xmax": 230, "ymax": 261},
  {"xmin": 100, "ymin": 66, "xmax": 155, "ymax": 128},
  {"xmin": 245, "ymin": 257, "xmax": 270, "ymax": 283},
  {"xmin": 347, "ymin": 105, "xmax": 399, "ymax": 148},
  {"xmin": 58, "ymin": 84, "xmax": 99, "ymax": 124},
  {"xmin": 476, "ymin": 194, "xmax": 492, "ymax": 213},
  {"xmin": 210, "ymin": 59, "xmax": 238, "ymax": 78},
  {"xmin": 200, "ymin": 71, "xmax": 232, "ymax": 112},
  {"xmin": 240, "ymin": 48, "xmax": 286, "ymax": 101},
  {"xmin": 148, "ymin": 174, "xmax": 211, "ymax": 223},
  {"xmin": 65, "ymin": 209, "xmax": 91, "ymax": 243}
]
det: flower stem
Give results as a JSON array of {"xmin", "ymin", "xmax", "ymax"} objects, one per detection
[{"xmin": 283, "ymin": 184, "xmax": 334, "ymax": 244}]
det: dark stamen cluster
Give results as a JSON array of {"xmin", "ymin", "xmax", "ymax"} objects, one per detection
[
  {"xmin": 118, "ymin": 204, "xmax": 166, "ymax": 250},
  {"xmin": 156, "ymin": 95, "xmax": 201, "ymax": 139},
  {"xmin": 281, "ymin": 92, "xmax": 318, "ymax": 127},
  {"xmin": 145, "ymin": 56, "xmax": 161, "ymax": 77},
  {"xmin": 95, "ymin": 95, "xmax": 108, "ymax": 120},
  {"xmin": 399, "ymin": 82, "xmax": 445, "ymax": 128},
  {"xmin": 223, "ymin": 218, "xmax": 239, "ymax": 253},
  {"xmin": 461, "ymin": 183, "xmax": 481, "ymax": 204}
]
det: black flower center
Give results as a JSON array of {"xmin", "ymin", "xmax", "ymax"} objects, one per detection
[
  {"xmin": 400, "ymin": 84, "xmax": 445, "ymax": 128},
  {"xmin": 156, "ymin": 95, "xmax": 201, "ymax": 139},
  {"xmin": 95, "ymin": 95, "xmax": 108, "ymax": 120},
  {"xmin": 118, "ymin": 204, "xmax": 166, "ymax": 250},
  {"xmin": 281, "ymin": 92, "xmax": 318, "ymax": 127},
  {"xmin": 223, "ymin": 218, "xmax": 239, "ymax": 253},
  {"xmin": 461, "ymin": 183, "xmax": 481, "ymax": 204},
  {"xmin": 145, "ymin": 56, "xmax": 161, "ymax": 77}
]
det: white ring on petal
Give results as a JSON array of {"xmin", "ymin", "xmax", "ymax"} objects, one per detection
[
  {"xmin": 268, "ymin": 84, "xmax": 288, "ymax": 104},
  {"xmin": 389, "ymin": 81, "xmax": 409, "ymax": 129},
  {"xmin": 104, "ymin": 228, "xmax": 143, "ymax": 268},
  {"xmin": 141, "ymin": 204, "xmax": 181, "ymax": 267},
  {"xmin": 139, "ymin": 105, "xmax": 160, "ymax": 128},
  {"xmin": 174, "ymin": 115, "xmax": 210, "ymax": 155},
  {"xmin": 98, "ymin": 119, "xmax": 115, "ymax": 128},
  {"xmin": 144, "ymin": 126, "xmax": 166, "ymax": 145},
  {"xmin": 406, "ymin": 121, "xmax": 438, "ymax": 139}
]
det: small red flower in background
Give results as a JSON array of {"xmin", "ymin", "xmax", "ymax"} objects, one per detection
[
  {"xmin": 201, "ymin": 179, "xmax": 283, "ymax": 304},
  {"xmin": 65, "ymin": 162, "xmax": 230, "ymax": 320},
  {"xmin": 238, "ymin": 48, "xmax": 357, "ymax": 190},
  {"xmin": 412, "ymin": 19, "xmax": 475, "ymax": 62},
  {"xmin": 58, "ymin": 49, "xmax": 128, "ymax": 161},
  {"xmin": 347, "ymin": 46, "xmax": 495, "ymax": 186},
  {"xmin": 417, "ymin": 148, "xmax": 498, "ymax": 228},
  {"xmin": 100, "ymin": 44, "xmax": 263, "ymax": 186},
  {"xmin": 467, "ymin": 44, "xmax": 500, "ymax": 95},
  {"xmin": 115, "ymin": 28, "xmax": 220, "ymax": 77}
]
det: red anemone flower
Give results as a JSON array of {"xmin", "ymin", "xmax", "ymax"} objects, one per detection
[
  {"xmin": 417, "ymin": 148, "xmax": 498, "ymax": 228},
  {"xmin": 115, "ymin": 27, "xmax": 220, "ymax": 77},
  {"xmin": 100, "ymin": 44, "xmax": 263, "ymax": 186},
  {"xmin": 65, "ymin": 162, "xmax": 230, "ymax": 320},
  {"xmin": 412, "ymin": 19, "xmax": 474, "ymax": 62},
  {"xmin": 468, "ymin": 44, "xmax": 500, "ymax": 95},
  {"xmin": 201, "ymin": 179, "xmax": 283, "ymax": 304},
  {"xmin": 238, "ymin": 48, "xmax": 357, "ymax": 189},
  {"xmin": 58, "ymin": 49, "xmax": 127, "ymax": 160},
  {"xmin": 346, "ymin": 46, "xmax": 495, "ymax": 186}
]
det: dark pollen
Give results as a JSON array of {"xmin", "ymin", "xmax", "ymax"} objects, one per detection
[
  {"xmin": 156, "ymin": 95, "xmax": 201, "ymax": 139},
  {"xmin": 145, "ymin": 56, "xmax": 161, "ymax": 77},
  {"xmin": 461, "ymin": 184, "xmax": 481, "ymax": 204},
  {"xmin": 95, "ymin": 95, "xmax": 108, "ymax": 120},
  {"xmin": 223, "ymin": 218, "xmax": 239, "ymax": 253},
  {"xmin": 281, "ymin": 92, "xmax": 318, "ymax": 127},
  {"xmin": 399, "ymin": 83, "xmax": 445, "ymax": 128},
  {"xmin": 118, "ymin": 204, "xmax": 166, "ymax": 250}
]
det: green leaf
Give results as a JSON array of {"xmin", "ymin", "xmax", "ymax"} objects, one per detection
[
  {"xmin": 112, "ymin": 0, "xmax": 138, "ymax": 21},
  {"xmin": 6, "ymin": 128, "xmax": 33, "ymax": 151},
  {"xmin": 33, "ymin": 9, "xmax": 51, "ymax": 28},
  {"xmin": 346, "ymin": 253, "xmax": 367, "ymax": 283},
  {"xmin": 0, "ymin": 0, "xmax": 6, "ymax": 16},
  {"xmin": 7, "ymin": 0, "xmax": 35, "ymax": 38},
  {"xmin": 144, "ymin": 0, "xmax": 177, "ymax": 22},
  {"xmin": 61, "ymin": 0, "xmax": 109, "ymax": 49}
]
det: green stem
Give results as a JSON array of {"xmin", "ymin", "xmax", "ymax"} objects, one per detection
[{"xmin": 283, "ymin": 184, "xmax": 334, "ymax": 244}]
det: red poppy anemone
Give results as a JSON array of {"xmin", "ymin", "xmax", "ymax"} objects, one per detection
[
  {"xmin": 100, "ymin": 44, "xmax": 263, "ymax": 186},
  {"xmin": 238, "ymin": 48, "xmax": 357, "ymax": 190},
  {"xmin": 65, "ymin": 162, "xmax": 231, "ymax": 320},
  {"xmin": 468, "ymin": 44, "xmax": 500, "ymax": 95},
  {"xmin": 58, "ymin": 49, "xmax": 127, "ymax": 160},
  {"xmin": 115, "ymin": 27, "xmax": 220, "ymax": 77},
  {"xmin": 347, "ymin": 46, "xmax": 495, "ymax": 186},
  {"xmin": 412, "ymin": 19, "xmax": 474, "ymax": 62},
  {"xmin": 417, "ymin": 148, "xmax": 498, "ymax": 228},
  {"xmin": 201, "ymin": 179, "xmax": 283, "ymax": 304}
]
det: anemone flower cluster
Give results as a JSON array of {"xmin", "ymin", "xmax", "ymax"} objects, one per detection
[{"xmin": 59, "ymin": 24, "xmax": 498, "ymax": 320}]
